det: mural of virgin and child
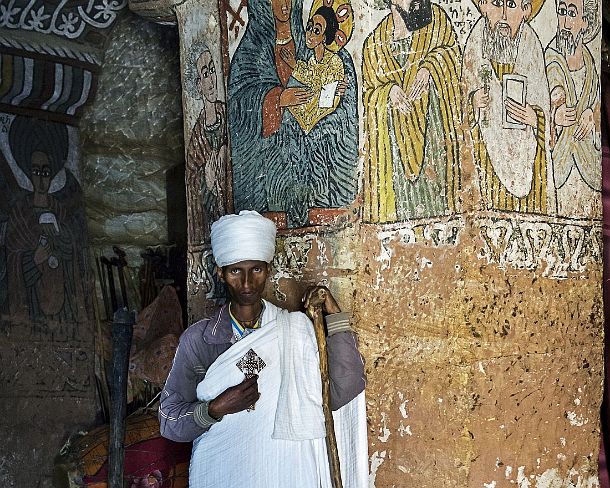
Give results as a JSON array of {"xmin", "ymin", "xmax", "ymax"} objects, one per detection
[
  {"xmin": 228, "ymin": 0, "xmax": 358, "ymax": 228},
  {"xmin": 1, "ymin": 116, "xmax": 88, "ymax": 327}
]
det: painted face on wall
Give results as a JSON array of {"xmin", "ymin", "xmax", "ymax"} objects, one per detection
[
  {"xmin": 306, "ymin": 14, "xmax": 327, "ymax": 48},
  {"xmin": 392, "ymin": 0, "xmax": 433, "ymax": 32},
  {"xmin": 30, "ymin": 151, "xmax": 52, "ymax": 195},
  {"xmin": 484, "ymin": 0, "xmax": 531, "ymax": 39},
  {"xmin": 555, "ymin": 0, "xmax": 587, "ymax": 55},
  {"xmin": 218, "ymin": 260, "xmax": 270, "ymax": 307},
  {"xmin": 196, "ymin": 51, "xmax": 217, "ymax": 103},
  {"xmin": 270, "ymin": 0, "xmax": 292, "ymax": 23}
]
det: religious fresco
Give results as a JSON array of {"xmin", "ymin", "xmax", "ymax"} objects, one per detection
[
  {"xmin": 227, "ymin": 0, "xmax": 359, "ymax": 229},
  {"xmin": 545, "ymin": 0, "xmax": 601, "ymax": 218},
  {"xmin": 362, "ymin": 0, "xmax": 463, "ymax": 223},
  {"xmin": 184, "ymin": 42, "xmax": 230, "ymax": 244},
  {"xmin": 0, "ymin": 114, "xmax": 90, "ymax": 331},
  {"xmin": 463, "ymin": 0, "xmax": 555, "ymax": 215}
]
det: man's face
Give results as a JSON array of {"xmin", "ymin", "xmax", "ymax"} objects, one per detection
[
  {"xmin": 484, "ymin": 0, "xmax": 530, "ymax": 39},
  {"xmin": 392, "ymin": 0, "xmax": 433, "ymax": 31},
  {"xmin": 556, "ymin": 0, "xmax": 587, "ymax": 55},
  {"xmin": 196, "ymin": 51, "xmax": 217, "ymax": 103},
  {"xmin": 31, "ymin": 151, "xmax": 51, "ymax": 195},
  {"xmin": 218, "ymin": 260, "xmax": 270, "ymax": 307},
  {"xmin": 270, "ymin": 0, "xmax": 292, "ymax": 23}
]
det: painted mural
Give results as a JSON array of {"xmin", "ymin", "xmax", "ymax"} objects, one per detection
[
  {"xmin": 362, "ymin": 0, "xmax": 462, "ymax": 223},
  {"xmin": 545, "ymin": 0, "xmax": 601, "ymax": 218},
  {"xmin": 185, "ymin": 42, "xmax": 230, "ymax": 244},
  {"xmin": 464, "ymin": 0, "xmax": 555, "ymax": 214},
  {"xmin": 227, "ymin": 0, "xmax": 359, "ymax": 229},
  {"xmin": 0, "ymin": 114, "xmax": 89, "ymax": 330}
]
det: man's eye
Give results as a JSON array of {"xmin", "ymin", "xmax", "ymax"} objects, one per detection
[
  {"xmin": 230, "ymin": 269, "xmax": 240, "ymax": 274},
  {"xmin": 314, "ymin": 27, "xmax": 320, "ymax": 35},
  {"xmin": 210, "ymin": 66, "xmax": 215, "ymax": 73},
  {"xmin": 557, "ymin": 6, "xmax": 567, "ymax": 14},
  {"xmin": 506, "ymin": 0, "xmax": 516, "ymax": 8},
  {"xmin": 567, "ymin": 7, "xmax": 577, "ymax": 16},
  {"xmin": 491, "ymin": 0, "xmax": 502, "ymax": 7}
]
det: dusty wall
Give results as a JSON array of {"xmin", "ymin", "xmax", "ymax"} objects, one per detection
[{"xmin": 133, "ymin": 0, "xmax": 604, "ymax": 484}]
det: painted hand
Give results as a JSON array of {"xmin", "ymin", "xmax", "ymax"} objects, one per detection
[
  {"xmin": 505, "ymin": 99, "xmax": 537, "ymax": 128},
  {"xmin": 280, "ymin": 47, "xmax": 296, "ymax": 69},
  {"xmin": 573, "ymin": 107, "xmax": 594, "ymax": 141},
  {"xmin": 389, "ymin": 84, "xmax": 412, "ymax": 116},
  {"xmin": 208, "ymin": 375, "xmax": 260, "ymax": 418},
  {"xmin": 554, "ymin": 103, "xmax": 577, "ymax": 127},
  {"xmin": 302, "ymin": 285, "xmax": 341, "ymax": 315},
  {"xmin": 34, "ymin": 239, "xmax": 51, "ymax": 266},
  {"xmin": 337, "ymin": 79, "xmax": 348, "ymax": 97},
  {"xmin": 408, "ymin": 67, "xmax": 431, "ymax": 102},
  {"xmin": 472, "ymin": 87, "xmax": 490, "ymax": 110},
  {"xmin": 279, "ymin": 87, "xmax": 313, "ymax": 107}
]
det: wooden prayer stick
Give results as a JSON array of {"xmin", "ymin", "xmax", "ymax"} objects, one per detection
[{"xmin": 305, "ymin": 288, "xmax": 343, "ymax": 488}]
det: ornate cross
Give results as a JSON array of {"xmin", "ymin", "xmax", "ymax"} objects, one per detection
[{"xmin": 236, "ymin": 348, "xmax": 266, "ymax": 410}]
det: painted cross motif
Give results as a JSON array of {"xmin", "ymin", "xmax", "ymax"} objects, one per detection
[{"xmin": 236, "ymin": 348, "xmax": 266, "ymax": 411}]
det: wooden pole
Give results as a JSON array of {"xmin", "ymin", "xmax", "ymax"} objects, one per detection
[
  {"xmin": 108, "ymin": 307, "xmax": 135, "ymax": 488},
  {"xmin": 305, "ymin": 288, "xmax": 343, "ymax": 488}
]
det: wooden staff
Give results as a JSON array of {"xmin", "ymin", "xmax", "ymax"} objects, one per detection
[{"xmin": 305, "ymin": 288, "xmax": 343, "ymax": 488}]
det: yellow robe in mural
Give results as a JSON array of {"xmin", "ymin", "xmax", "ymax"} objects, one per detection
[{"xmin": 362, "ymin": 5, "xmax": 462, "ymax": 223}]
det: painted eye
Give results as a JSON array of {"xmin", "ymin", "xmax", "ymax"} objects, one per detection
[
  {"xmin": 336, "ymin": 4, "xmax": 352, "ymax": 22},
  {"xmin": 335, "ymin": 29, "xmax": 347, "ymax": 46},
  {"xmin": 314, "ymin": 27, "xmax": 321, "ymax": 35},
  {"xmin": 506, "ymin": 0, "xmax": 516, "ymax": 8},
  {"xmin": 567, "ymin": 7, "xmax": 577, "ymax": 16},
  {"xmin": 324, "ymin": 0, "xmax": 333, "ymax": 7},
  {"xmin": 557, "ymin": 6, "xmax": 567, "ymax": 15}
]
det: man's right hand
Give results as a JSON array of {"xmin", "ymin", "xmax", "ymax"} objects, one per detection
[
  {"xmin": 279, "ymin": 87, "xmax": 313, "ymax": 107},
  {"xmin": 207, "ymin": 375, "xmax": 260, "ymax": 419},
  {"xmin": 389, "ymin": 84, "xmax": 411, "ymax": 115}
]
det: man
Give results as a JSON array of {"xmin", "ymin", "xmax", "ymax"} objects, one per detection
[
  {"xmin": 159, "ymin": 211, "xmax": 367, "ymax": 487},
  {"xmin": 463, "ymin": 0, "xmax": 556, "ymax": 214},
  {"xmin": 362, "ymin": 0, "xmax": 462, "ymax": 223},
  {"xmin": 545, "ymin": 0, "xmax": 601, "ymax": 218}
]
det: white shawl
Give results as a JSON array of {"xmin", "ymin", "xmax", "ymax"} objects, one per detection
[{"xmin": 191, "ymin": 300, "xmax": 368, "ymax": 488}]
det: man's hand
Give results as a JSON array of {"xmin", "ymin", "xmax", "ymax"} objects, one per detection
[
  {"xmin": 408, "ymin": 67, "xmax": 431, "ymax": 102},
  {"xmin": 303, "ymin": 286, "xmax": 341, "ymax": 315},
  {"xmin": 505, "ymin": 99, "xmax": 537, "ymax": 127},
  {"xmin": 573, "ymin": 107, "xmax": 594, "ymax": 141},
  {"xmin": 472, "ymin": 87, "xmax": 490, "ymax": 110},
  {"xmin": 279, "ymin": 87, "xmax": 313, "ymax": 107},
  {"xmin": 555, "ymin": 103, "xmax": 577, "ymax": 127},
  {"xmin": 208, "ymin": 375, "xmax": 260, "ymax": 419},
  {"xmin": 337, "ymin": 79, "xmax": 348, "ymax": 97},
  {"xmin": 389, "ymin": 84, "xmax": 412, "ymax": 116}
]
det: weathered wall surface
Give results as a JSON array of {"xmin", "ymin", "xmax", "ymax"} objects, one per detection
[
  {"xmin": 81, "ymin": 11, "xmax": 183, "ymax": 266},
  {"xmin": 136, "ymin": 0, "xmax": 604, "ymax": 483}
]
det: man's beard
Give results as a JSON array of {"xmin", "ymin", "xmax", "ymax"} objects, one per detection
[
  {"xmin": 556, "ymin": 28, "xmax": 582, "ymax": 57},
  {"xmin": 394, "ymin": 0, "xmax": 433, "ymax": 32},
  {"xmin": 481, "ymin": 16, "xmax": 522, "ymax": 65}
]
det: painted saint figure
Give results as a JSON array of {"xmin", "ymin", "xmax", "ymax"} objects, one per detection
[
  {"xmin": 280, "ymin": 4, "xmax": 348, "ymax": 134},
  {"xmin": 362, "ymin": 0, "xmax": 462, "ymax": 223},
  {"xmin": 186, "ymin": 48, "xmax": 229, "ymax": 244},
  {"xmin": 4, "ymin": 116, "xmax": 87, "ymax": 324},
  {"xmin": 228, "ymin": 0, "xmax": 358, "ymax": 228},
  {"xmin": 545, "ymin": 0, "xmax": 601, "ymax": 218},
  {"xmin": 463, "ymin": 0, "xmax": 556, "ymax": 214}
]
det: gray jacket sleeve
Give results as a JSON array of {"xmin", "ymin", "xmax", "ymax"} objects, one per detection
[
  {"xmin": 326, "ymin": 312, "xmax": 366, "ymax": 410},
  {"xmin": 158, "ymin": 327, "xmax": 219, "ymax": 442}
]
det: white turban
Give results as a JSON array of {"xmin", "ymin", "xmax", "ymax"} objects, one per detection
[{"xmin": 210, "ymin": 210, "xmax": 277, "ymax": 267}]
